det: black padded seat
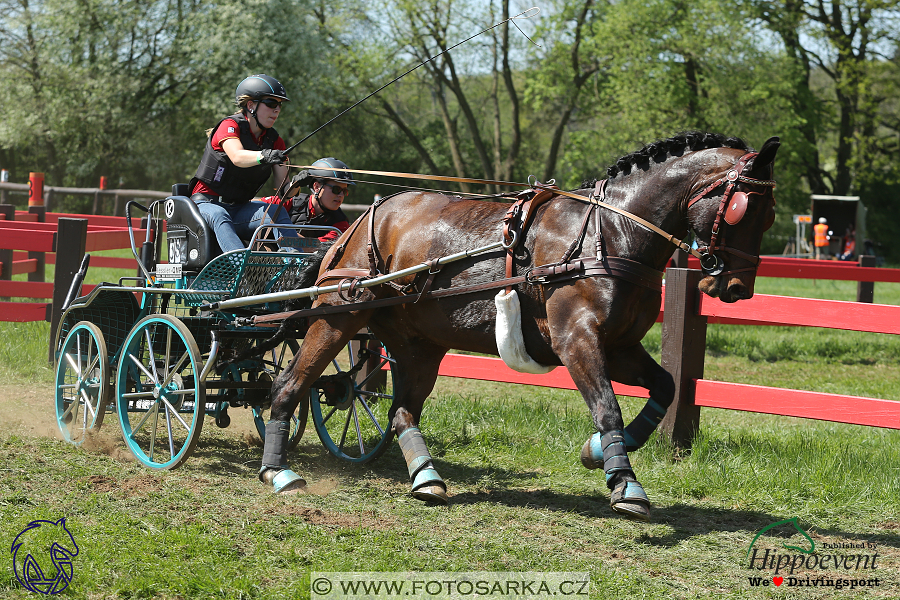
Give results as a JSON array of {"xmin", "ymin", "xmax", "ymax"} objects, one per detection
[{"xmin": 164, "ymin": 184, "xmax": 219, "ymax": 272}]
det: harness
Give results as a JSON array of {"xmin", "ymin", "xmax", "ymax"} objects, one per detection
[
  {"xmin": 684, "ymin": 151, "xmax": 777, "ymax": 276},
  {"xmin": 246, "ymin": 155, "xmax": 775, "ymax": 324}
]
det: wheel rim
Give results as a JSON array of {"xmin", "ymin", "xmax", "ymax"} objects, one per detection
[
  {"xmin": 56, "ymin": 322, "xmax": 108, "ymax": 445},
  {"xmin": 252, "ymin": 339, "xmax": 307, "ymax": 449},
  {"xmin": 116, "ymin": 315, "xmax": 205, "ymax": 469},
  {"xmin": 310, "ymin": 339, "xmax": 394, "ymax": 463}
]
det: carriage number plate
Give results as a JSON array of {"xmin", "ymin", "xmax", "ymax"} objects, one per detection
[
  {"xmin": 168, "ymin": 237, "xmax": 187, "ymax": 265},
  {"xmin": 156, "ymin": 263, "xmax": 182, "ymax": 281}
]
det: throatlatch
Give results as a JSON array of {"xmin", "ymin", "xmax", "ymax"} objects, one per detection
[
  {"xmin": 398, "ymin": 427, "xmax": 448, "ymax": 504},
  {"xmin": 622, "ymin": 398, "xmax": 668, "ymax": 451},
  {"xmin": 259, "ymin": 420, "xmax": 306, "ymax": 494}
]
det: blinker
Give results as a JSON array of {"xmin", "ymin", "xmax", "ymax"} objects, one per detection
[
  {"xmin": 699, "ymin": 252, "xmax": 724, "ymax": 276},
  {"xmin": 724, "ymin": 192, "xmax": 749, "ymax": 225}
]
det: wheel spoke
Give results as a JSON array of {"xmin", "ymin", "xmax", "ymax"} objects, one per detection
[
  {"xmin": 158, "ymin": 351, "xmax": 189, "ymax": 389},
  {"xmin": 320, "ymin": 403, "xmax": 338, "ymax": 426},
  {"xmin": 149, "ymin": 402, "xmax": 160, "ymax": 461},
  {"xmin": 352, "ymin": 401, "xmax": 366, "ymax": 455},
  {"xmin": 129, "ymin": 352, "xmax": 156, "ymax": 383},
  {"xmin": 64, "ymin": 353, "xmax": 83, "ymax": 378},
  {"xmin": 131, "ymin": 400, "xmax": 160, "ymax": 436},
  {"xmin": 337, "ymin": 408, "xmax": 352, "ymax": 452},
  {"xmin": 79, "ymin": 388, "xmax": 97, "ymax": 419},
  {"xmin": 144, "ymin": 328, "xmax": 159, "ymax": 382},
  {"xmin": 355, "ymin": 394, "xmax": 385, "ymax": 435},
  {"xmin": 159, "ymin": 396, "xmax": 191, "ymax": 430},
  {"xmin": 164, "ymin": 403, "xmax": 176, "ymax": 457}
]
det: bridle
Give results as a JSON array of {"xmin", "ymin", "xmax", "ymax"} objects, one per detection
[{"xmin": 685, "ymin": 152, "xmax": 777, "ymax": 276}]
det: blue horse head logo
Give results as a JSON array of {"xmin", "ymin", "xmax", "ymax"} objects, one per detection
[{"xmin": 11, "ymin": 518, "xmax": 79, "ymax": 595}]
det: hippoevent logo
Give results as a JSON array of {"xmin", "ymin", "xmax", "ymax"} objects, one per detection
[
  {"xmin": 746, "ymin": 517, "xmax": 880, "ymax": 591},
  {"xmin": 10, "ymin": 518, "xmax": 79, "ymax": 595}
]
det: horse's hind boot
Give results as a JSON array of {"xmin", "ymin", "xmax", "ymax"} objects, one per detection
[
  {"xmin": 623, "ymin": 398, "xmax": 668, "ymax": 451},
  {"xmin": 259, "ymin": 420, "xmax": 306, "ymax": 493},
  {"xmin": 582, "ymin": 430, "xmax": 651, "ymax": 520},
  {"xmin": 399, "ymin": 427, "xmax": 448, "ymax": 505}
]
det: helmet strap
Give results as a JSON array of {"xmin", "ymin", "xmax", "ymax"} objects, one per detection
[{"xmin": 245, "ymin": 101, "xmax": 267, "ymax": 136}]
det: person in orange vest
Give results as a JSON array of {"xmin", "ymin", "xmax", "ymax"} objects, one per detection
[{"xmin": 813, "ymin": 217, "xmax": 830, "ymax": 259}]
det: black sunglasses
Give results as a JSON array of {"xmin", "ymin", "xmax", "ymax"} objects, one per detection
[
  {"xmin": 326, "ymin": 184, "xmax": 350, "ymax": 196},
  {"xmin": 257, "ymin": 98, "xmax": 282, "ymax": 109}
]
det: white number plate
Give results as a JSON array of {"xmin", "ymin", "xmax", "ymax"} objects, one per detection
[{"xmin": 156, "ymin": 263, "xmax": 183, "ymax": 281}]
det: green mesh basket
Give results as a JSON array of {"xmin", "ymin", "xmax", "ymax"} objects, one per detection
[{"xmin": 58, "ymin": 288, "xmax": 141, "ymax": 361}]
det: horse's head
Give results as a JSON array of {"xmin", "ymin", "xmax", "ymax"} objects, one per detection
[{"xmin": 688, "ymin": 137, "xmax": 780, "ymax": 303}]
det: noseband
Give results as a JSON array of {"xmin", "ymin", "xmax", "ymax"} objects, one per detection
[{"xmin": 685, "ymin": 152, "xmax": 776, "ymax": 276}]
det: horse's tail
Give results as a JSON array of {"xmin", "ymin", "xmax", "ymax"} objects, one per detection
[{"xmin": 219, "ymin": 243, "xmax": 333, "ymax": 370}]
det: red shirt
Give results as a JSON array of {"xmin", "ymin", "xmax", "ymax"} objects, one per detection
[{"xmin": 192, "ymin": 118, "xmax": 286, "ymax": 197}]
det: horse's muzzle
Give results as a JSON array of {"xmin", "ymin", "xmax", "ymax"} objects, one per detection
[{"xmin": 698, "ymin": 274, "xmax": 754, "ymax": 303}]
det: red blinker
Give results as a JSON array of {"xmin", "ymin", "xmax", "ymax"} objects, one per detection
[{"xmin": 724, "ymin": 192, "xmax": 748, "ymax": 225}]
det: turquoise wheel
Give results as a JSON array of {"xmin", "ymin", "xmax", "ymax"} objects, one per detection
[
  {"xmin": 252, "ymin": 339, "xmax": 308, "ymax": 449},
  {"xmin": 116, "ymin": 314, "xmax": 205, "ymax": 469},
  {"xmin": 55, "ymin": 322, "xmax": 109, "ymax": 444},
  {"xmin": 310, "ymin": 338, "xmax": 395, "ymax": 463}
]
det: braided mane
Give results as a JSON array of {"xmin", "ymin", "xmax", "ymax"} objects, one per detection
[{"xmin": 581, "ymin": 131, "xmax": 752, "ymax": 188}]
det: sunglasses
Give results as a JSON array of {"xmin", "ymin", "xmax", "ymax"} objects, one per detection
[
  {"xmin": 325, "ymin": 184, "xmax": 350, "ymax": 196},
  {"xmin": 257, "ymin": 98, "xmax": 282, "ymax": 109}
]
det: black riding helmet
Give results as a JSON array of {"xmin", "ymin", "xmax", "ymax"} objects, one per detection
[
  {"xmin": 308, "ymin": 157, "xmax": 355, "ymax": 186},
  {"xmin": 235, "ymin": 74, "xmax": 289, "ymax": 132},
  {"xmin": 234, "ymin": 74, "xmax": 290, "ymax": 104}
]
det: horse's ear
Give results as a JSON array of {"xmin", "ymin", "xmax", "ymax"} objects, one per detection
[{"xmin": 751, "ymin": 136, "xmax": 780, "ymax": 172}]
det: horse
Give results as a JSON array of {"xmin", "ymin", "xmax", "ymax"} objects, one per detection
[{"xmin": 260, "ymin": 131, "xmax": 780, "ymax": 521}]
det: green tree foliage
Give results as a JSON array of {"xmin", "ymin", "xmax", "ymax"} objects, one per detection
[{"xmin": 0, "ymin": 0, "xmax": 898, "ymax": 259}]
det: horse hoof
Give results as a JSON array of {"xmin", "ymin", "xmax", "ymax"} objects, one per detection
[
  {"xmin": 610, "ymin": 481, "xmax": 651, "ymax": 522},
  {"xmin": 260, "ymin": 468, "xmax": 307, "ymax": 494},
  {"xmin": 580, "ymin": 437, "xmax": 602, "ymax": 470},
  {"xmin": 412, "ymin": 485, "xmax": 449, "ymax": 505}
]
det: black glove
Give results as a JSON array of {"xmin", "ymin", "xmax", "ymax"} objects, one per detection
[
  {"xmin": 278, "ymin": 171, "xmax": 313, "ymax": 198},
  {"xmin": 259, "ymin": 149, "xmax": 287, "ymax": 165}
]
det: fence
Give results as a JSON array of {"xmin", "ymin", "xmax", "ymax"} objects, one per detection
[
  {"xmin": 434, "ymin": 265, "xmax": 900, "ymax": 447},
  {"xmin": 0, "ymin": 181, "xmax": 167, "ymax": 215},
  {"xmin": 0, "ymin": 206, "xmax": 148, "ymax": 361}
]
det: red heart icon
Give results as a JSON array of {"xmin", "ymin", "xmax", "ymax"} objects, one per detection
[{"xmin": 773, "ymin": 577, "xmax": 783, "ymax": 586}]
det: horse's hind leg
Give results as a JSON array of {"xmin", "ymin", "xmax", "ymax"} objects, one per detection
[
  {"xmin": 555, "ymin": 339, "xmax": 651, "ymax": 521},
  {"xmin": 260, "ymin": 311, "xmax": 372, "ymax": 493},
  {"xmin": 372, "ymin": 331, "xmax": 449, "ymax": 505},
  {"xmin": 607, "ymin": 343, "xmax": 676, "ymax": 452}
]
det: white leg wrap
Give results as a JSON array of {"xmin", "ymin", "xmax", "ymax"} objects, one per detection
[{"xmin": 494, "ymin": 289, "xmax": 555, "ymax": 374}]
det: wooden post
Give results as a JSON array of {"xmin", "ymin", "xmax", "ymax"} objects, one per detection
[
  {"xmin": 671, "ymin": 249, "xmax": 689, "ymax": 269},
  {"xmin": 659, "ymin": 267, "xmax": 708, "ymax": 448},
  {"xmin": 0, "ymin": 205, "xmax": 14, "ymax": 301},
  {"xmin": 28, "ymin": 206, "xmax": 46, "ymax": 282},
  {"xmin": 857, "ymin": 255, "xmax": 875, "ymax": 303},
  {"xmin": 49, "ymin": 218, "xmax": 88, "ymax": 363}
]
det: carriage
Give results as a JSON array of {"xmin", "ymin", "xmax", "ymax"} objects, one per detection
[
  {"xmin": 53, "ymin": 133, "xmax": 781, "ymax": 520},
  {"xmin": 53, "ymin": 184, "xmax": 395, "ymax": 469}
]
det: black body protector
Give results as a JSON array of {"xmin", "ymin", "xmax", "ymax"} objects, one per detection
[
  {"xmin": 191, "ymin": 113, "xmax": 279, "ymax": 204},
  {"xmin": 290, "ymin": 193, "xmax": 349, "ymax": 236}
]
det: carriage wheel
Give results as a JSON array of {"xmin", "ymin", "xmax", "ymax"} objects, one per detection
[
  {"xmin": 55, "ymin": 322, "xmax": 109, "ymax": 445},
  {"xmin": 310, "ymin": 337, "xmax": 395, "ymax": 463},
  {"xmin": 252, "ymin": 339, "xmax": 308, "ymax": 449},
  {"xmin": 115, "ymin": 314, "xmax": 205, "ymax": 470}
]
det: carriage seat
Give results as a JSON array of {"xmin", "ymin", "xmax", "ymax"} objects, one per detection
[{"xmin": 163, "ymin": 183, "xmax": 218, "ymax": 272}]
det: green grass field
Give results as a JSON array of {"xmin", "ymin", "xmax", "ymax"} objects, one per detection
[{"xmin": 1, "ymin": 264, "xmax": 899, "ymax": 598}]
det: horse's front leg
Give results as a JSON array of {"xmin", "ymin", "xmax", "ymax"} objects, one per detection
[
  {"xmin": 554, "ymin": 337, "xmax": 652, "ymax": 521},
  {"xmin": 261, "ymin": 312, "xmax": 371, "ymax": 493},
  {"xmin": 607, "ymin": 343, "xmax": 676, "ymax": 452}
]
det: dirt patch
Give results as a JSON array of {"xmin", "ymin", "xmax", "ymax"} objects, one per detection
[
  {"xmin": 0, "ymin": 383, "xmax": 61, "ymax": 439},
  {"xmin": 269, "ymin": 505, "xmax": 397, "ymax": 530}
]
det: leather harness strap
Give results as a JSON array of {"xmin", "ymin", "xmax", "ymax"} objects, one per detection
[{"xmin": 503, "ymin": 186, "xmax": 558, "ymax": 293}]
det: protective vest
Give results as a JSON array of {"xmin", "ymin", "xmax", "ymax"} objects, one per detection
[
  {"xmin": 291, "ymin": 194, "xmax": 349, "ymax": 236},
  {"xmin": 814, "ymin": 223, "xmax": 829, "ymax": 247},
  {"xmin": 191, "ymin": 113, "xmax": 279, "ymax": 204}
]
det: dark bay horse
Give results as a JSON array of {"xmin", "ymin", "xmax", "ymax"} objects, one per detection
[{"xmin": 261, "ymin": 132, "xmax": 780, "ymax": 521}]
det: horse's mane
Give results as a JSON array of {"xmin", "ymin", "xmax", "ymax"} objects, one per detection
[{"xmin": 580, "ymin": 131, "xmax": 752, "ymax": 188}]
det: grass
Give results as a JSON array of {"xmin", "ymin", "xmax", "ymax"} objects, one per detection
[{"xmin": 1, "ymin": 265, "xmax": 899, "ymax": 598}]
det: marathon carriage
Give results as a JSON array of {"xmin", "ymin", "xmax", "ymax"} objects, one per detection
[{"xmin": 53, "ymin": 184, "xmax": 395, "ymax": 469}]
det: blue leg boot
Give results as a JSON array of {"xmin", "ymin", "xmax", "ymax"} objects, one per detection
[
  {"xmin": 259, "ymin": 420, "xmax": 307, "ymax": 494},
  {"xmin": 623, "ymin": 398, "xmax": 668, "ymax": 452},
  {"xmin": 582, "ymin": 430, "xmax": 651, "ymax": 521},
  {"xmin": 399, "ymin": 427, "xmax": 448, "ymax": 505}
]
